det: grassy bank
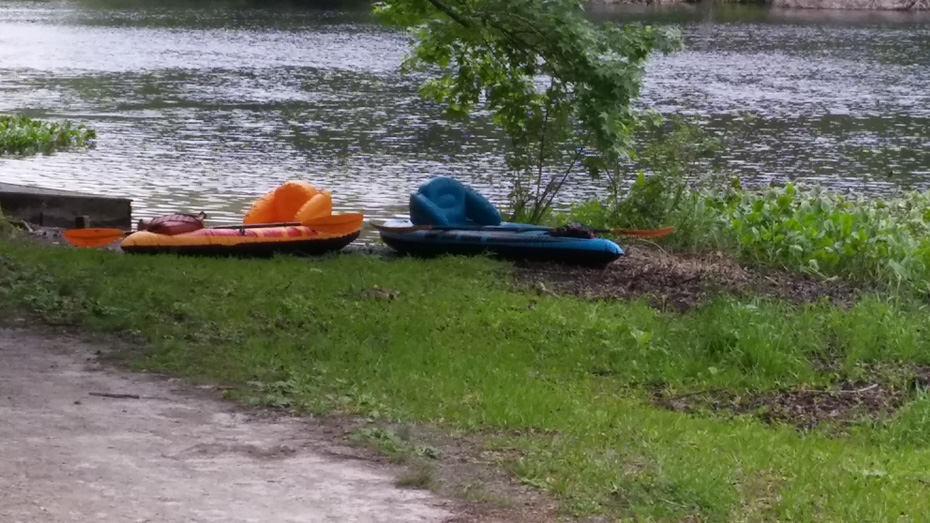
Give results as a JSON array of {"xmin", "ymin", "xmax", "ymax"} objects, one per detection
[
  {"xmin": 0, "ymin": 114, "xmax": 96, "ymax": 156},
  {"xmin": 3, "ymin": 237, "xmax": 930, "ymax": 520}
]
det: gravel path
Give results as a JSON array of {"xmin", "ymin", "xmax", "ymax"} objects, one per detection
[{"xmin": 0, "ymin": 328, "xmax": 455, "ymax": 523}]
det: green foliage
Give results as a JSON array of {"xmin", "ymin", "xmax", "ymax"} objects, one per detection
[
  {"xmin": 0, "ymin": 115, "xmax": 96, "ymax": 156},
  {"xmin": 711, "ymin": 184, "xmax": 930, "ymax": 288},
  {"xmin": 561, "ymin": 115, "xmax": 733, "ymax": 250},
  {"xmin": 562, "ymin": 115, "xmax": 930, "ymax": 293},
  {"xmin": 0, "ymin": 209, "xmax": 15, "ymax": 238},
  {"xmin": 5, "ymin": 243, "xmax": 930, "ymax": 518},
  {"xmin": 574, "ymin": 178, "xmax": 930, "ymax": 292},
  {"xmin": 374, "ymin": 0, "xmax": 682, "ymax": 223}
]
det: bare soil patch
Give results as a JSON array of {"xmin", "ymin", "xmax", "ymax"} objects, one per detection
[
  {"xmin": 650, "ymin": 363, "xmax": 930, "ymax": 431},
  {"xmin": 514, "ymin": 245, "xmax": 867, "ymax": 311},
  {"xmin": 651, "ymin": 382, "xmax": 902, "ymax": 430}
]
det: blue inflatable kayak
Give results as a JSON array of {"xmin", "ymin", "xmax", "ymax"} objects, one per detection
[
  {"xmin": 378, "ymin": 176, "xmax": 624, "ymax": 266},
  {"xmin": 377, "ymin": 219, "xmax": 624, "ymax": 265}
]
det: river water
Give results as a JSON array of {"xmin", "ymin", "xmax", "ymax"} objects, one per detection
[{"xmin": 1, "ymin": 0, "xmax": 928, "ymax": 229}]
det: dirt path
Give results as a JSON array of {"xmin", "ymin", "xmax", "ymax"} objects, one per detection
[{"xmin": 0, "ymin": 328, "xmax": 456, "ymax": 523}]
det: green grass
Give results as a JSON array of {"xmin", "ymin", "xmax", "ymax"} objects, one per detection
[
  {"xmin": 0, "ymin": 114, "xmax": 96, "ymax": 156},
  {"xmin": 395, "ymin": 461, "xmax": 438, "ymax": 490},
  {"xmin": 3, "ymin": 239, "xmax": 930, "ymax": 520}
]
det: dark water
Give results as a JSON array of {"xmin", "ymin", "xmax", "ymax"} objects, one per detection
[{"xmin": 1, "ymin": 0, "xmax": 928, "ymax": 232}]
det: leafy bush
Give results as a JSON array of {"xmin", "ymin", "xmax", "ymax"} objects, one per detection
[
  {"xmin": 712, "ymin": 183, "xmax": 930, "ymax": 289},
  {"xmin": 569, "ymin": 175, "xmax": 930, "ymax": 291},
  {"xmin": 559, "ymin": 115, "xmax": 734, "ymax": 248},
  {"xmin": 0, "ymin": 208, "xmax": 18, "ymax": 239},
  {"xmin": 0, "ymin": 115, "xmax": 96, "ymax": 156},
  {"xmin": 561, "ymin": 116, "xmax": 930, "ymax": 292}
]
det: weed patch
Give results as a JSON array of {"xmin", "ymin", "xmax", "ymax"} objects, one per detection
[
  {"xmin": 350, "ymin": 426, "xmax": 441, "ymax": 463},
  {"xmin": 395, "ymin": 461, "xmax": 437, "ymax": 490}
]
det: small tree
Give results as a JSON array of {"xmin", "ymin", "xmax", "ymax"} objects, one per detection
[{"xmin": 374, "ymin": 0, "xmax": 682, "ymax": 223}]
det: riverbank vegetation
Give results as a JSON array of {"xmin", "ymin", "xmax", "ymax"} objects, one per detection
[
  {"xmin": 0, "ymin": 114, "xmax": 97, "ymax": 156},
  {"xmin": 376, "ymin": 0, "xmax": 930, "ymax": 298},
  {"xmin": 556, "ymin": 116, "xmax": 930, "ymax": 295},
  {"xmin": 3, "ymin": 238, "xmax": 930, "ymax": 519}
]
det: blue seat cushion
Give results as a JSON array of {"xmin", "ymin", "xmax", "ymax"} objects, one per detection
[{"xmin": 409, "ymin": 176, "xmax": 502, "ymax": 227}]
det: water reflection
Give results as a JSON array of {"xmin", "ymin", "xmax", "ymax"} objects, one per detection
[{"xmin": 0, "ymin": 0, "xmax": 929, "ymax": 241}]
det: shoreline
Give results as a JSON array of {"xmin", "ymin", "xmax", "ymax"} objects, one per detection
[{"xmin": 588, "ymin": 0, "xmax": 930, "ymax": 10}]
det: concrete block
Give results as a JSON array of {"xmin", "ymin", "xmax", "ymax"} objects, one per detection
[{"xmin": 0, "ymin": 183, "xmax": 132, "ymax": 229}]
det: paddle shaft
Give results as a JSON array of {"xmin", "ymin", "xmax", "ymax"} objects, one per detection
[
  {"xmin": 107, "ymin": 222, "xmax": 304, "ymax": 235},
  {"xmin": 214, "ymin": 221, "xmax": 300, "ymax": 230},
  {"xmin": 135, "ymin": 221, "xmax": 306, "ymax": 234}
]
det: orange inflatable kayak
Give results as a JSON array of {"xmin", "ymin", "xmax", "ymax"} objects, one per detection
[
  {"xmin": 120, "ymin": 180, "xmax": 363, "ymax": 256},
  {"xmin": 120, "ymin": 224, "xmax": 360, "ymax": 256}
]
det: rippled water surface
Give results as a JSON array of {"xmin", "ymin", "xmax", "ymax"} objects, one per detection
[{"xmin": 1, "ymin": 0, "xmax": 929, "ymax": 231}]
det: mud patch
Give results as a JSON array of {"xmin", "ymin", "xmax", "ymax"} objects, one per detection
[
  {"xmin": 652, "ymin": 379, "xmax": 917, "ymax": 430},
  {"xmin": 514, "ymin": 246, "xmax": 866, "ymax": 311}
]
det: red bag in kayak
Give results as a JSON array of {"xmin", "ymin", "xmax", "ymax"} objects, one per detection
[{"xmin": 137, "ymin": 212, "xmax": 206, "ymax": 235}]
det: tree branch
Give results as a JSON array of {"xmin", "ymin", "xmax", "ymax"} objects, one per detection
[
  {"xmin": 425, "ymin": 0, "xmax": 473, "ymax": 27},
  {"xmin": 540, "ymin": 146, "xmax": 584, "ymax": 218},
  {"xmin": 535, "ymin": 89, "xmax": 553, "ymax": 205}
]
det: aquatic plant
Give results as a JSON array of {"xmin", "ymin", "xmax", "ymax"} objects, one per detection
[
  {"xmin": 711, "ymin": 183, "xmax": 930, "ymax": 289},
  {"xmin": 0, "ymin": 114, "xmax": 97, "ymax": 156}
]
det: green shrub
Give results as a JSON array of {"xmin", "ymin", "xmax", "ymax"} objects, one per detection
[
  {"xmin": 0, "ymin": 208, "xmax": 16, "ymax": 238},
  {"xmin": 561, "ymin": 116, "xmax": 930, "ymax": 292},
  {"xmin": 714, "ymin": 183, "xmax": 930, "ymax": 286},
  {"xmin": 568, "ymin": 177, "xmax": 930, "ymax": 291},
  {"xmin": 558, "ymin": 115, "xmax": 738, "ymax": 251}
]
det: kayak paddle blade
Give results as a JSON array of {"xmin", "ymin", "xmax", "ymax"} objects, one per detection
[
  {"xmin": 62, "ymin": 228, "xmax": 127, "ymax": 248},
  {"xmin": 607, "ymin": 226, "xmax": 676, "ymax": 238}
]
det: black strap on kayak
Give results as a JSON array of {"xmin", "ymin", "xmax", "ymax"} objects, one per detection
[{"xmin": 550, "ymin": 223, "xmax": 596, "ymax": 239}]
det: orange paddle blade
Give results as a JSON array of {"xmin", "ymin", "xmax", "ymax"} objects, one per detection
[
  {"xmin": 62, "ymin": 228, "xmax": 127, "ymax": 248},
  {"xmin": 607, "ymin": 226, "xmax": 676, "ymax": 238},
  {"xmin": 305, "ymin": 213, "xmax": 364, "ymax": 235}
]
